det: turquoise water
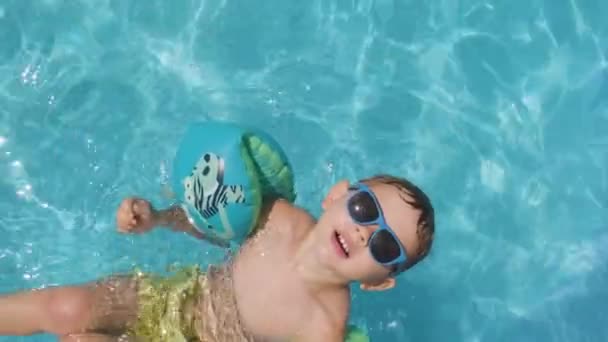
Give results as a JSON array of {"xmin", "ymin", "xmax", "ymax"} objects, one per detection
[{"xmin": 1, "ymin": 0, "xmax": 607, "ymax": 341}]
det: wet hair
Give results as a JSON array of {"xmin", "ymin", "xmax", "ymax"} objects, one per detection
[{"xmin": 360, "ymin": 174, "xmax": 435, "ymax": 275}]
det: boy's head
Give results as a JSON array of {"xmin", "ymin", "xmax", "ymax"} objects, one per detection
[{"xmin": 314, "ymin": 174, "xmax": 435, "ymax": 291}]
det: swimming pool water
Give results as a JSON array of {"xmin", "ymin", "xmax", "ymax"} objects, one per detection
[{"xmin": 1, "ymin": 0, "xmax": 607, "ymax": 341}]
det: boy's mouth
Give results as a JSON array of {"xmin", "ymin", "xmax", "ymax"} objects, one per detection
[{"xmin": 332, "ymin": 231, "xmax": 350, "ymax": 258}]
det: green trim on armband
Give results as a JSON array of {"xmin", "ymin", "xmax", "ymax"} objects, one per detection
[
  {"xmin": 239, "ymin": 140, "xmax": 263, "ymax": 235},
  {"xmin": 345, "ymin": 324, "xmax": 370, "ymax": 342}
]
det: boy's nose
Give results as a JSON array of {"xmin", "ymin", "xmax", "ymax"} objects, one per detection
[{"xmin": 354, "ymin": 226, "xmax": 374, "ymax": 246}]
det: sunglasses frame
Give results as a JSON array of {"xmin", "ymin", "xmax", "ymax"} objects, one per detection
[{"xmin": 348, "ymin": 182, "xmax": 408, "ymax": 270}]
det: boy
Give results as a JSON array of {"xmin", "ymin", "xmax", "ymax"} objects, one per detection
[{"xmin": 0, "ymin": 174, "xmax": 435, "ymax": 341}]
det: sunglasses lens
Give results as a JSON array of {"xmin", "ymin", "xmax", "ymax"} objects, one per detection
[
  {"xmin": 348, "ymin": 191, "xmax": 379, "ymax": 223},
  {"xmin": 370, "ymin": 229, "xmax": 402, "ymax": 263}
]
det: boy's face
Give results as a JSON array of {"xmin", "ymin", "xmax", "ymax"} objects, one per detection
[{"xmin": 313, "ymin": 180, "xmax": 421, "ymax": 290}]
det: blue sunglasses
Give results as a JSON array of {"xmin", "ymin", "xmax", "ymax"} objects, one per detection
[{"xmin": 347, "ymin": 183, "xmax": 408, "ymax": 271}]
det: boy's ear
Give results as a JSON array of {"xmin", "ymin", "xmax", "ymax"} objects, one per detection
[
  {"xmin": 360, "ymin": 278, "xmax": 396, "ymax": 292},
  {"xmin": 322, "ymin": 180, "xmax": 350, "ymax": 210}
]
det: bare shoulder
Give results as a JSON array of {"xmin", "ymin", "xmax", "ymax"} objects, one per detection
[
  {"xmin": 298, "ymin": 306, "xmax": 348, "ymax": 342},
  {"xmin": 300, "ymin": 288, "xmax": 349, "ymax": 342},
  {"xmin": 270, "ymin": 199, "xmax": 312, "ymax": 219},
  {"xmin": 264, "ymin": 199, "xmax": 315, "ymax": 232}
]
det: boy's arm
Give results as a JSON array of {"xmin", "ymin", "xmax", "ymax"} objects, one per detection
[
  {"xmin": 160, "ymin": 197, "xmax": 292, "ymax": 247},
  {"xmin": 117, "ymin": 195, "xmax": 306, "ymax": 247},
  {"xmin": 116, "ymin": 198, "xmax": 229, "ymax": 248},
  {"xmin": 154, "ymin": 205, "xmax": 230, "ymax": 248}
]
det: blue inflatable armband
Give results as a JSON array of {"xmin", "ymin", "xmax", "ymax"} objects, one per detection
[{"xmin": 171, "ymin": 121, "xmax": 295, "ymax": 245}]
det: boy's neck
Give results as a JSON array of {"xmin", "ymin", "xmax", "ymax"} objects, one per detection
[{"xmin": 292, "ymin": 226, "xmax": 350, "ymax": 292}]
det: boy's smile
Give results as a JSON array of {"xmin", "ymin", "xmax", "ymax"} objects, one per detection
[{"xmin": 332, "ymin": 230, "xmax": 351, "ymax": 258}]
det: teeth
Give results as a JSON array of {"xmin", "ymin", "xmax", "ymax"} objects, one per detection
[{"xmin": 338, "ymin": 234, "xmax": 349, "ymax": 254}]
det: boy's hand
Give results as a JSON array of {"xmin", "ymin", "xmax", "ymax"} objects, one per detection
[{"xmin": 116, "ymin": 198, "xmax": 157, "ymax": 234}]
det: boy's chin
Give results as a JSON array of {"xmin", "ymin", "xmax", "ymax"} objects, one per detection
[{"xmin": 325, "ymin": 264, "xmax": 361, "ymax": 285}]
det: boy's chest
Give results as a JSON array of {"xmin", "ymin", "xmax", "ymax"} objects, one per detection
[
  {"xmin": 233, "ymin": 236, "xmax": 310, "ymax": 337},
  {"xmin": 237, "ymin": 272, "xmax": 312, "ymax": 338},
  {"xmin": 232, "ymin": 235, "xmax": 346, "ymax": 340}
]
